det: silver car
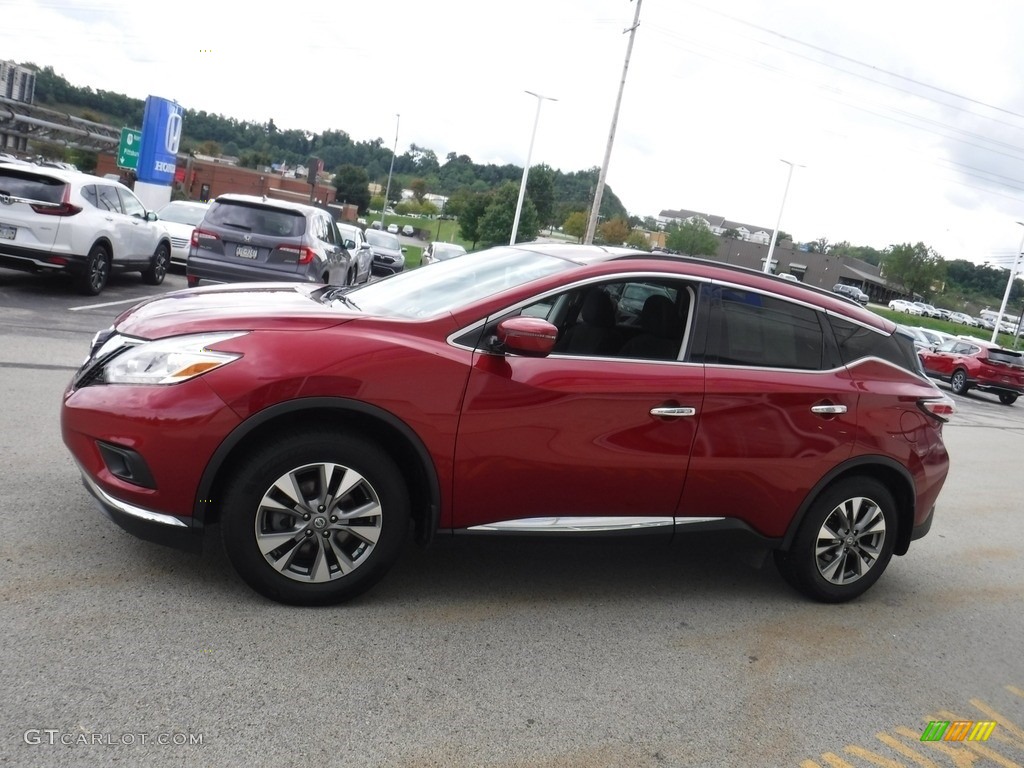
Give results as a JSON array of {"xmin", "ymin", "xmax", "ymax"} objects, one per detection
[{"xmin": 336, "ymin": 223, "xmax": 374, "ymax": 284}]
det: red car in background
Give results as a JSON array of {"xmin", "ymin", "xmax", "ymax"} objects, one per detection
[
  {"xmin": 919, "ymin": 337, "xmax": 1024, "ymax": 404},
  {"xmin": 62, "ymin": 244, "xmax": 953, "ymax": 606}
]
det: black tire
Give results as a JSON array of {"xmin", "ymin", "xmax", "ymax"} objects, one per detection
[
  {"xmin": 950, "ymin": 369, "xmax": 969, "ymax": 395},
  {"xmin": 999, "ymin": 392, "xmax": 1018, "ymax": 405},
  {"xmin": 774, "ymin": 477, "xmax": 897, "ymax": 603},
  {"xmin": 221, "ymin": 432, "xmax": 410, "ymax": 606},
  {"xmin": 77, "ymin": 243, "xmax": 109, "ymax": 296},
  {"xmin": 142, "ymin": 242, "xmax": 169, "ymax": 285}
]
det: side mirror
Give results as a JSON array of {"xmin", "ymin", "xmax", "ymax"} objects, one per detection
[
  {"xmin": 343, "ymin": 239, "xmax": 356, "ymax": 249},
  {"xmin": 146, "ymin": 211, "xmax": 158, "ymax": 222},
  {"xmin": 495, "ymin": 316, "xmax": 558, "ymax": 357}
]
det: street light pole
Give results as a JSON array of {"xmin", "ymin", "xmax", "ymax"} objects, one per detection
[
  {"xmin": 763, "ymin": 159, "xmax": 803, "ymax": 273},
  {"xmin": 380, "ymin": 113, "xmax": 400, "ymax": 229},
  {"xmin": 511, "ymin": 91, "xmax": 556, "ymax": 246},
  {"xmin": 584, "ymin": 0, "xmax": 643, "ymax": 245},
  {"xmin": 991, "ymin": 220, "xmax": 1024, "ymax": 345}
]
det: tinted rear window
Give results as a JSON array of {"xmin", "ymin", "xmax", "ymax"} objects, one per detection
[
  {"xmin": 0, "ymin": 169, "xmax": 66, "ymax": 204},
  {"xmin": 987, "ymin": 349, "xmax": 1024, "ymax": 367},
  {"xmin": 205, "ymin": 200, "xmax": 306, "ymax": 237}
]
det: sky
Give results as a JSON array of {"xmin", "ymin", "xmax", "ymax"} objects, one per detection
[{"xmin": 4, "ymin": 0, "xmax": 1024, "ymax": 267}]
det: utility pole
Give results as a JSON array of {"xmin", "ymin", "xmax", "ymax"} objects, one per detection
[
  {"xmin": 585, "ymin": 0, "xmax": 643, "ymax": 245},
  {"xmin": 380, "ymin": 113, "xmax": 400, "ymax": 229}
]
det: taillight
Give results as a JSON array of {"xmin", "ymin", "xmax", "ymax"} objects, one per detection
[
  {"xmin": 277, "ymin": 245, "xmax": 317, "ymax": 265},
  {"xmin": 30, "ymin": 185, "xmax": 80, "ymax": 216},
  {"xmin": 919, "ymin": 395, "xmax": 955, "ymax": 423},
  {"xmin": 191, "ymin": 228, "xmax": 220, "ymax": 247}
]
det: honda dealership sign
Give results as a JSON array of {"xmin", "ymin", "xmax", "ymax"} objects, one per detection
[{"xmin": 136, "ymin": 96, "xmax": 183, "ymax": 185}]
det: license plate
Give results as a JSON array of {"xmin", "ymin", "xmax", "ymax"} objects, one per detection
[
  {"xmin": 236, "ymin": 245, "xmax": 258, "ymax": 260},
  {"xmin": 0, "ymin": 224, "xmax": 15, "ymax": 240}
]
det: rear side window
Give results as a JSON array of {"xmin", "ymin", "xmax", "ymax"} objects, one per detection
[
  {"xmin": 829, "ymin": 316, "xmax": 921, "ymax": 374},
  {"xmin": 95, "ymin": 185, "xmax": 123, "ymax": 213},
  {"xmin": 702, "ymin": 286, "xmax": 826, "ymax": 370},
  {"xmin": 0, "ymin": 169, "xmax": 66, "ymax": 204},
  {"xmin": 205, "ymin": 201, "xmax": 306, "ymax": 237}
]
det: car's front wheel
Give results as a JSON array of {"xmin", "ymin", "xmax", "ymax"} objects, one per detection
[
  {"xmin": 774, "ymin": 477, "xmax": 897, "ymax": 603},
  {"xmin": 999, "ymin": 392, "xmax": 1018, "ymax": 405},
  {"xmin": 142, "ymin": 242, "xmax": 169, "ymax": 285},
  {"xmin": 77, "ymin": 243, "xmax": 109, "ymax": 296},
  {"xmin": 950, "ymin": 369, "xmax": 969, "ymax": 395},
  {"xmin": 221, "ymin": 432, "xmax": 410, "ymax": 606}
]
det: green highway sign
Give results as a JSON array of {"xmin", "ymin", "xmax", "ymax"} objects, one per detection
[{"xmin": 117, "ymin": 127, "xmax": 141, "ymax": 171}]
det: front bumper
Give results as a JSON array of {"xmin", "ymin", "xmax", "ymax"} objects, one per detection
[{"xmin": 78, "ymin": 467, "xmax": 202, "ymax": 552}]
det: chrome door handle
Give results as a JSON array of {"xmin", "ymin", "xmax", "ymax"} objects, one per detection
[
  {"xmin": 811, "ymin": 404, "xmax": 847, "ymax": 415},
  {"xmin": 650, "ymin": 407, "xmax": 696, "ymax": 418}
]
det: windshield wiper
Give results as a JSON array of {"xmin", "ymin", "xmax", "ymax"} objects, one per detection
[{"xmin": 319, "ymin": 286, "xmax": 360, "ymax": 310}]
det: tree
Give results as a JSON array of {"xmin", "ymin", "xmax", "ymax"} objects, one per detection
[
  {"xmin": 526, "ymin": 164, "xmax": 556, "ymax": 227},
  {"xmin": 666, "ymin": 220, "xmax": 718, "ymax": 257},
  {"xmin": 369, "ymin": 194, "xmax": 385, "ymax": 211},
  {"xmin": 478, "ymin": 182, "xmax": 539, "ymax": 246},
  {"xmin": 563, "ymin": 211, "xmax": 588, "ymax": 242},
  {"xmin": 458, "ymin": 191, "xmax": 494, "ymax": 248},
  {"xmin": 333, "ymin": 165, "xmax": 371, "ymax": 212},
  {"xmin": 626, "ymin": 231, "xmax": 650, "ymax": 250},
  {"xmin": 597, "ymin": 216, "xmax": 631, "ymax": 245},
  {"xmin": 409, "ymin": 178, "xmax": 427, "ymax": 202},
  {"xmin": 883, "ymin": 242, "xmax": 946, "ymax": 299}
]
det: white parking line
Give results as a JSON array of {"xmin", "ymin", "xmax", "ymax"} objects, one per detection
[{"xmin": 68, "ymin": 297, "xmax": 144, "ymax": 312}]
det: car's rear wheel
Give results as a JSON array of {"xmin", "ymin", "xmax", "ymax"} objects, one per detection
[
  {"xmin": 950, "ymin": 369, "xmax": 969, "ymax": 395},
  {"xmin": 774, "ymin": 477, "xmax": 897, "ymax": 603},
  {"xmin": 999, "ymin": 392, "xmax": 1018, "ymax": 405},
  {"xmin": 77, "ymin": 243, "xmax": 109, "ymax": 296},
  {"xmin": 76, "ymin": 244, "xmax": 110, "ymax": 296},
  {"xmin": 221, "ymin": 432, "xmax": 410, "ymax": 606},
  {"xmin": 142, "ymin": 242, "xmax": 169, "ymax": 285}
]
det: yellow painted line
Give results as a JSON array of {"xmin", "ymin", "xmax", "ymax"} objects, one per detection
[
  {"xmin": 898, "ymin": 726, "xmax": 983, "ymax": 768},
  {"xmin": 1008, "ymin": 686, "xmax": 1024, "ymax": 699},
  {"xmin": 962, "ymin": 743, "xmax": 1022, "ymax": 768},
  {"xmin": 971, "ymin": 699, "xmax": 1024, "ymax": 744},
  {"xmin": 845, "ymin": 745, "xmax": 905, "ymax": 767},
  {"xmin": 875, "ymin": 732, "xmax": 940, "ymax": 767},
  {"xmin": 799, "ymin": 761, "xmax": 822, "ymax": 768},
  {"xmin": 820, "ymin": 753, "xmax": 856, "ymax": 768}
]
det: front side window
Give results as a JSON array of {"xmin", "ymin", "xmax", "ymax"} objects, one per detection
[{"xmin": 118, "ymin": 189, "xmax": 146, "ymax": 219}]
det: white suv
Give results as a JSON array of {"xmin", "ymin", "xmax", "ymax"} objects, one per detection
[{"xmin": 0, "ymin": 163, "xmax": 171, "ymax": 295}]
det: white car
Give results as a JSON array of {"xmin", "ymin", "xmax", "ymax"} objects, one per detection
[
  {"xmin": 336, "ymin": 222, "xmax": 374, "ymax": 284},
  {"xmin": 888, "ymin": 299, "xmax": 923, "ymax": 315},
  {"xmin": 156, "ymin": 200, "xmax": 210, "ymax": 268},
  {"xmin": 387, "ymin": 223, "xmax": 399, "ymax": 234},
  {"xmin": 0, "ymin": 162, "xmax": 172, "ymax": 295},
  {"xmin": 420, "ymin": 241, "xmax": 467, "ymax": 266}
]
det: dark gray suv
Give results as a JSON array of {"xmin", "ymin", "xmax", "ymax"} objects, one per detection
[{"xmin": 186, "ymin": 195, "xmax": 352, "ymax": 287}]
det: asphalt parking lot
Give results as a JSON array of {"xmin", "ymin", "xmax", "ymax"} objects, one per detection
[{"xmin": 1, "ymin": 267, "xmax": 1022, "ymax": 767}]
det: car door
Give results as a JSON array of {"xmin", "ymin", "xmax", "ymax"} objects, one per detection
[
  {"xmin": 451, "ymin": 278, "xmax": 705, "ymax": 530},
  {"xmin": 677, "ymin": 284, "xmax": 860, "ymax": 539},
  {"xmin": 92, "ymin": 184, "xmax": 134, "ymax": 263},
  {"xmin": 921, "ymin": 339, "xmax": 959, "ymax": 377},
  {"xmin": 117, "ymin": 187, "xmax": 159, "ymax": 263}
]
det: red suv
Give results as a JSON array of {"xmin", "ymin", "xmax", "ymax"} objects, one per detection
[
  {"xmin": 61, "ymin": 244, "xmax": 953, "ymax": 605},
  {"xmin": 919, "ymin": 336, "xmax": 1024, "ymax": 404}
]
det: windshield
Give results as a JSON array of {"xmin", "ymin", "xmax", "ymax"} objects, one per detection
[
  {"xmin": 158, "ymin": 204, "xmax": 207, "ymax": 226},
  {"xmin": 366, "ymin": 229, "xmax": 400, "ymax": 250},
  {"xmin": 325, "ymin": 247, "xmax": 574, "ymax": 318}
]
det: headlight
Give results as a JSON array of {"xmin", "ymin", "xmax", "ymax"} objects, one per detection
[{"xmin": 102, "ymin": 332, "xmax": 247, "ymax": 385}]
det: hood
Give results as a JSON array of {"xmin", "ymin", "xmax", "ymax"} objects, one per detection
[{"xmin": 114, "ymin": 282, "xmax": 355, "ymax": 340}]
